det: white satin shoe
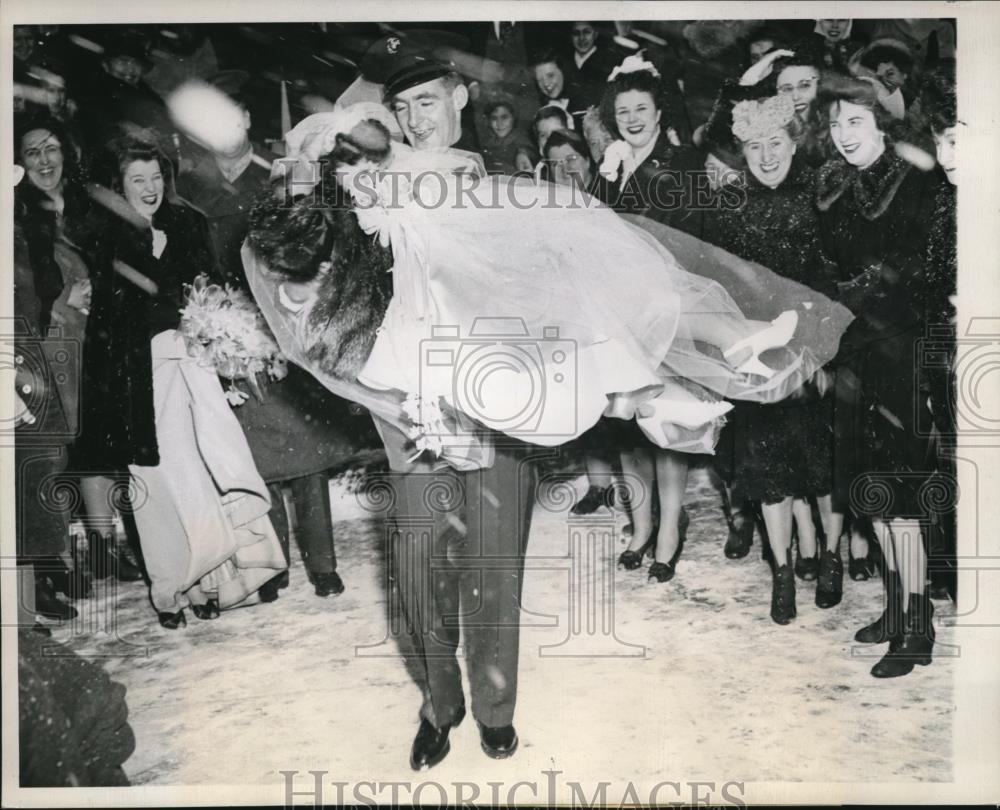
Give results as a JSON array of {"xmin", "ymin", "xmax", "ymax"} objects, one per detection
[
  {"xmin": 723, "ymin": 310, "xmax": 799, "ymax": 380},
  {"xmin": 636, "ymin": 396, "xmax": 733, "ymax": 447}
]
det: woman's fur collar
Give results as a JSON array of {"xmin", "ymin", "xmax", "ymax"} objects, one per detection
[{"xmin": 815, "ymin": 147, "xmax": 913, "ymax": 219}]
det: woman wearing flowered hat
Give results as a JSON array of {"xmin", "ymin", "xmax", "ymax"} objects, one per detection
[{"xmin": 705, "ymin": 94, "xmax": 842, "ymax": 623}]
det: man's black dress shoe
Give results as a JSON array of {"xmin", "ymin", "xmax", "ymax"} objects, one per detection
[
  {"xmin": 410, "ymin": 706, "xmax": 465, "ymax": 771},
  {"xmin": 478, "ymin": 722, "xmax": 519, "ymax": 759},
  {"xmin": 312, "ymin": 571, "xmax": 345, "ymax": 597}
]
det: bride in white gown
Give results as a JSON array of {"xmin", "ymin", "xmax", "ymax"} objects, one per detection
[{"xmin": 241, "ymin": 103, "xmax": 853, "ymax": 463}]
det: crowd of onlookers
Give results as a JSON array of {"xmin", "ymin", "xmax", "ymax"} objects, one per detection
[{"xmin": 13, "ymin": 15, "xmax": 958, "ymax": 786}]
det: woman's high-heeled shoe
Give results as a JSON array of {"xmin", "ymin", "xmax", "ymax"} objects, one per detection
[
  {"xmin": 157, "ymin": 609, "xmax": 187, "ymax": 629},
  {"xmin": 191, "ymin": 599, "xmax": 220, "ymax": 620},
  {"xmin": 647, "ymin": 560, "xmax": 675, "ymax": 583},
  {"xmin": 794, "ymin": 548, "xmax": 819, "ymax": 582},
  {"xmin": 815, "ymin": 548, "xmax": 844, "ymax": 609},
  {"xmin": 849, "ymin": 554, "xmax": 874, "ymax": 581},
  {"xmin": 618, "ymin": 537, "xmax": 653, "ymax": 570},
  {"xmin": 723, "ymin": 310, "xmax": 799, "ymax": 380}
]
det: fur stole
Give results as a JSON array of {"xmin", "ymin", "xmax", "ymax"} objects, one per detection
[{"xmin": 302, "ymin": 222, "xmax": 394, "ymax": 383}]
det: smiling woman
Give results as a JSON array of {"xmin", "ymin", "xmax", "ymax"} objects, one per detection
[
  {"xmin": 595, "ymin": 56, "xmax": 704, "ymax": 235},
  {"xmin": 708, "ymin": 92, "xmax": 842, "ymax": 624},
  {"xmin": 814, "ymin": 73, "xmax": 942, "ymax": 677},
  {"xmin": 69, "ymin": 133, "xmax": 287, "ymax": 630}
]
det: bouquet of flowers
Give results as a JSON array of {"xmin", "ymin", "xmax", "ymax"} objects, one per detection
[
  {"xmin": 401, "ymin": 393, "xmax": 449, "ymax": 461},
  {"xmin": 179, "ymin": 274, "xmax": 288, "ymax": 405}
]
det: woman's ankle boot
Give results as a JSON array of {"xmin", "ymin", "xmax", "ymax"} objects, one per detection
[
  {"xmin": 871, "ymin": 593, "xmax": 935, "ymax": 678},
  {"xmin": 855, "ymin": 569, "xmax": 903, "ymax": 644},
  {"xmin": 770, "ymin": 563, "xmax": 797, "ymax": 625},
  {"xmin": 815, "ymin": 547, "xmax": 844, "ymax": 608}
]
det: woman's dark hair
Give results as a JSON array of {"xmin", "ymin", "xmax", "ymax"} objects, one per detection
[
  {"xmin": 247, "ymin": 123, "xmax": 394, "ymax": 286},
  {"xmin": 247, "ymin": 150, "xmax": 395, "ymax": 381},
  {"xmin": 918, "ymin": 65, "xmax": 957, "ymax": 135},
  {"xmin": 105, "ymin": 131, "xmax": 176, "ymax": 198},
  {"xmin": 247, "ymin": 196, "xmax": 338, "ymax": 284},
  {"xmin": 532, "ymin": 105, "xmax": 570, "ymax": 137},
  {"xmin": 771, "ymin": 43, "xmax": 826, "ymax": 82},
  {"xmin": 815, "ymin": 72, "xmax": 901, "ymax": 157},
  {"xmin": 542, "ymin": 127, "xmax": 589, "ymax": 162},
  {"xmin": 326, "ymin": 118, "xmax": 393, "ymax": 169},
  {"xmin": 695, "ymin": 89, "xmax": 744, "ymax": 169},
  {"xmin": 600, "ymin": 68, "xmax": 665, "ymax": 138},
  {"xmin": 860, "ymin": 43, "xmax": 914, "ymax": 77},
  {"xmin": 529, "ymin": 47, "xmax": 567, "ymax": 71},
  {"xmin": 14, "ymin": 111, "xmax": 83, "ymax": 188},
  {"xmin": 748, "ymin": 26, "xmax": 786, "ymax": 51},
  {"xmin": 484, "ymin": 99, "xmax": 516, "ymax": 122}
]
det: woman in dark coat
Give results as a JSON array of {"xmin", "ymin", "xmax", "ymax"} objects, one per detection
[
  {"xmin": 919, "ymin": 68, "xmax": 958, "ymax": 602},
  {"xmin": 815, "ymin": 75, "xmax": 939, "ymax": 678},
  {"xmin": 593, "ymin": 56, "xmax": 706, "ymax": 583},
  {"xmin": 15, "ymin": 113, "xmax": 142, "ymax": 592},
  {"xmin": 72, "ymin": 133, "xmax": 223, "ymax": 627},
  {"xmin": 594, "ymin": 55, "xmax": 705, "ymax": 237},
  {"xmin": 704, "ymin": 94, "xmax": 842, "ymax": 624},
  {"xmin": 71, "ymin": 137, "xmax": 214, "ymax": 473},
  {"xmin": 14, "ymin": 195, "xmax": 79, "ymax": 622}
]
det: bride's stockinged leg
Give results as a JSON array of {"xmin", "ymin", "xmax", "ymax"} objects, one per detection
[{"xmin": 681, "ymin": 311, "xmax": 751, "ymax": 352}]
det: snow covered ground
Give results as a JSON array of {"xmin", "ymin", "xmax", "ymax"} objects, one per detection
[{"xmin": 45, "ymin": 464, "xmax": 954, "ymax": 799}]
